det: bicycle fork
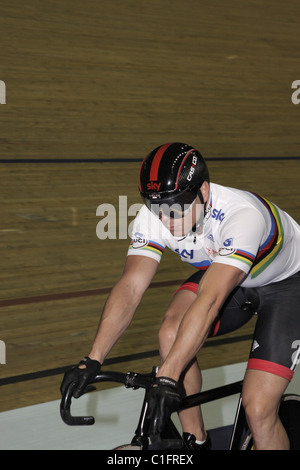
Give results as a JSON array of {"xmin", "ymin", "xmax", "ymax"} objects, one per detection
[{"xmin": 229, "ymin": 394, "xmax": 252, "ymax": 450}]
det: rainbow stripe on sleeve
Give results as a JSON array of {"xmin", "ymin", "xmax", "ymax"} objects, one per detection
[
  {"xmin": 249, "ymin": 194, "xmax": 284, "ymax": 278},
  {"xmin": 129, "ymin": 240, "xmax": 165, "ymax": 257},
  {"xmin": 225, "ymin": 194, "xmax": 284, "ymax": 278},
  {"xmin": 227, "ymin": 249, "xmax": 255, "ymax": 267}
]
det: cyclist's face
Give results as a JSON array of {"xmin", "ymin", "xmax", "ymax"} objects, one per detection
[{"xmin": 159, "ymin": 195, "xmax": 204, "ymax": 236}]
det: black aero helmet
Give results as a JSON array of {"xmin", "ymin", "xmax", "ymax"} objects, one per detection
[{"xmin": 139, "ymin": 143, "xmax": 209, "ymax": 214}]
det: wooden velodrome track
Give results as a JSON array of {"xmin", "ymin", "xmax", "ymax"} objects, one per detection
[{"xmin": 0, "ymin": 1, "xmax": 299, "ymax": 413}]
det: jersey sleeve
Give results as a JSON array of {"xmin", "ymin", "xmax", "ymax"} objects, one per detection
[
  {"xmin": 127, "ymin": 205, "xmax": 166, "ymax": 263},
  {"xmin": 213, "ymin": 207, "xmax": 265, "ymax": 274}
]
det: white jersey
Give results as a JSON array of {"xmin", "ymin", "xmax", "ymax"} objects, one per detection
[{"xmin": 127, "ymin": 183, "xmax": 300, "ymax": 287}]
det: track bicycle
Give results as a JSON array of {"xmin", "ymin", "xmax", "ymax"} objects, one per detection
[{"xmin": 60, "ymin": 366, "xmax": 300, "ymax": 450}]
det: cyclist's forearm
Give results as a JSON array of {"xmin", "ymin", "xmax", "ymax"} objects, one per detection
[
  {"xmin": 158, "ymin": 296, "xmax": 218, "ymax": 381},
  {"xmin": 157, "ymin": 264, "xmax": 246, "ymax": 381},
  {"xmin": 88, "ymin": 279, "xmax": 142, "ymax": 364}
]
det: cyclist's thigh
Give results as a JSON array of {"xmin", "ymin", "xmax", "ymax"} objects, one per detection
[
  {"xmin": 247, "ymin": 271, "xmax": 300, "ymax": 381},
  {"xmin": 174, "ymin": 269, "xmax": 259, "ymax": 338},
  {"xmin": 164, "ymin": 287, "xmax": 197, "ymax": 322},
  {"xmin": 174, "ymin": 269, "xmax": 206, "ymax": 296}
]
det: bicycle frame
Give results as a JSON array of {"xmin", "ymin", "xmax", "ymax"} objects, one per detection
[{"xmin": 60, "ymin": 366, "xmax": 246, "ymax": 450}]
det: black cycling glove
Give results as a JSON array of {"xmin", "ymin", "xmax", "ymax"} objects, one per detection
[
  {"xmin": 60, "ymin": 356, "xmax": 101, "ymax": 398},
  {"xmin": 145, "ymin": 376, "xmax": 182, "ymax": 437}
]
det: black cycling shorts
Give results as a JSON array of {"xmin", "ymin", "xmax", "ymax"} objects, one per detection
[{"xmin": 175, "ymin": 270, "xmax": 300, "ymax": 381}]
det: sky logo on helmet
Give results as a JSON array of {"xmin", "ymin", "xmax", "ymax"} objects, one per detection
[
  {"xmin": 147, "ymin": 181, "xmax": 161, "ymax": 191},
  {"xmin": 187, "ymin": 155, "xmax": 198, "ymax": 181}
]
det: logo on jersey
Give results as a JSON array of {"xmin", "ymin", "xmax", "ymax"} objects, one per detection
[
  {"xmin": 224, "ymin": 238, "xmax": 233, "ymax": 246},
  {"xmin": 131, "ymin": 232, "xmax": 149, "ymax": 249},
  {"xmin": 211, "ymin": 208, "xmax": 225, "ymax": 222},
  {"xmin": 175, "ymin": 248, "xmax": 194, "ymax": 259},
  {"xmin": 206, "ymin": 247, "xmax": 219, "ymax": 258},
  {"xmin": 219, "ymin": 247, "xmax": 236, "ymax": 256}
]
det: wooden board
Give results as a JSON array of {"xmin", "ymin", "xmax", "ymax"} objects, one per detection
[{"xmin": 0, "ymin": 0, "xmax": 299, "ymax": 412}]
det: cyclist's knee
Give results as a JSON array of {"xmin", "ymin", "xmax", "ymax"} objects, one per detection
[
  {"xmin": 242, "ymin": 387, "xmax": 280, "ymax": 440},
  {"xmin": 243, "ymin": 394, "xmax": 276, "ymax": 424},
  {"xmin": 159, "ymin": 314, "xmax": 180, "ymax": 357},
  {"xmin": 159, "ymin": 308, "xmax": 186, "ymax": 357},
  {"xmin": 242, "ymin": 370, "xmax": 289, "ymax": 429},
  {"xmin": 159, "ymin": 290, "xmax": 196, "ymax": 358}
]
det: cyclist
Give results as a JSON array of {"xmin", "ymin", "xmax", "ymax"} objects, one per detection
[{"xmin": 61, "ymin": 143, "xmax": 300, "ymax": 450}]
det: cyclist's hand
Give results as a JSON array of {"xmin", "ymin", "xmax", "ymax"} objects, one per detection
[
  {"xmin": 146, "ymin": 376, "xmax": 182, "ymax": 437},
  {"xmin": 60, "ymin": 356, "xmax": 101, "ymax": 398}
]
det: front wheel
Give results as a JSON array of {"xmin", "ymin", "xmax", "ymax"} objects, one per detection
[
  {"xmin": 279, "ymin": 394, "xmax": 300, "ymax": 450},
  {"xmin": 113, "ymin": 435, "xmax": 148, "ymax": 450},
  {"xmin": 113, "ymin": 444, "xmax": 143, "ymax": 450}
]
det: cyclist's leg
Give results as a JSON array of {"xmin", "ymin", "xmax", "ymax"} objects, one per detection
[
  {"xmin": 242, "ymin": 369, "xmax": 290, "ymax": 450},
  {"xmin": 158, "ymin": 269, "xmax": 258, "ymax": 444},
  {"xmin": 158, "ymin": 287, "xmax": 207, "ymax": 442},
  {"xmin": 242, "ymin": 271, "xmax": 300, "ymax": 450}
]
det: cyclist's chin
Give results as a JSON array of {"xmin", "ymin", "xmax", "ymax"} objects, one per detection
[{"xmin": 165, "ymin": 220, "xmax": 194, "ymax": 237}]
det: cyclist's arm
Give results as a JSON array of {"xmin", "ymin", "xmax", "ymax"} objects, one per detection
[
  {"xmin": 157, "ymin": 262, "xmax": 246, "ymax": 381},
  {"xmin": 88, "ymin": 255, "xmax": 158, "ymax": 364}
]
